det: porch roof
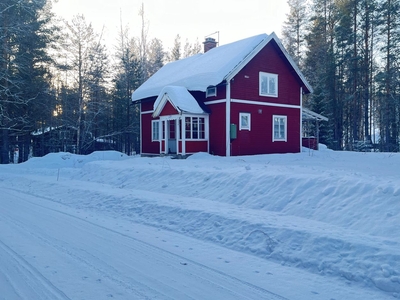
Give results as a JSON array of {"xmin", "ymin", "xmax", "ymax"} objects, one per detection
[
  {"xmin": 153, "ymin": 86, "xmax": 206, "ymax": 117},
  {"xmin": 302, "ymin": 108, "xmax": 328, "ymax": 122}
]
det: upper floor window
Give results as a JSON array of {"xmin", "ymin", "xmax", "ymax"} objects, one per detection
[
  {"xmin": 259, "ymin": 72, "xmax": 278, "ymax": 97},
  {"xmin": 206, "ymin": 86, "xmax": 217, "ymax": 97},
  {"xmin": 273, "ymin": 115, "xmax": 287, "ymax": 141},
  {"xmin": 239, "ymin": 113, "xmax": 251, "ymax": 130}
]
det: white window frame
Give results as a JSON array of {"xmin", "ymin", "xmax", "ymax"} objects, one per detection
[
  {"xmin": 184, "ymin": 116, "xmax": 207, "ymax": 140},
  {"xmin": 239, "ymin": 112, "xmax": 251, "ymax": 131},
  {"xmin": 152, "ymin": 120, "xmax": 160, "ymax": 141},
  {"xmin": 273, "ymin": 115, "xmax": 287, "ymax": 142},
  {"xmin": 259, "ymin": 72, "xmax": 278, "ymax": 97},
  {"xmin": 206, "ymin": 86, "xmax": 217, "ymax": 98}
]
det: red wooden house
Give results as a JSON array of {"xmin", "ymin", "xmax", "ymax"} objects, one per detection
[{"xmin": 132, "ymin": 33, "xmax": 317, "ymax": 157}]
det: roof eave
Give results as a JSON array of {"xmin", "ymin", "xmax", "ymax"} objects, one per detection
[
  {"xmin": 224, "ymin": 32, "xmax": 313, "ymax": 94},
  {"xmin": 302, "ymin": 108, "xmax": 328, "ymax": 121},
  {"xmin": 270, "ymin": 32, "xmax": 313, "ymax": 94},
  {"xmin": 224, "ymin": 35, "xmax": 270, "ymax": 82}
]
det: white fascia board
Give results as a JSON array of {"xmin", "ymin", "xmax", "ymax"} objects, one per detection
[
  {"xmin": 224, "ymin": 35, "xmax": 271, "ymax": 82},
  {"xmin": 153, "ymin": 94, "xmax": 176, "ymax": 118},
  {"xmin": 270, "ymin": 32, "xmax": 314, "ymax": 94}
]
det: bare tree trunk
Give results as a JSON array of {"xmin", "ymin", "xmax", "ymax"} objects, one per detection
[
  {"xmin": 363, "ymin": 0, "xmax": 370, "ymax": 142},
  {"xmin": 1, "ymin": 9, "xmax": 10, "ymax": 164},
  {"xmin": 385, "ymin": 0, "xmax": 391, "ymax": 151}
]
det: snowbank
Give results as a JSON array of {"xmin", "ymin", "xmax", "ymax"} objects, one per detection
[{"xmin": 2, "ymin": 148, "xmax": 399, "ymax": 298}]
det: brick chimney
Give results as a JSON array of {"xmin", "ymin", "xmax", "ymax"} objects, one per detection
[{"xmin": 203, "ymin": 37, "xmax": 217, "ymax": 53}]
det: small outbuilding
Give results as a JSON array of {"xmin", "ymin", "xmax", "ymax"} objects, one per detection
[{"xmin": 132, "ymin": 33, "xmax": 323, "ymax": 157}]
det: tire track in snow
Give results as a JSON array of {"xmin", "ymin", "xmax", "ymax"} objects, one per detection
[
  {"xmin": 0, "ymin": 196, "xmax": 169, "ymax": 300},
  {"xmin": 4, "ymin": 174, "xmax": 398, "ymax": 298},
  {"xmin": 0, "ymin": 239, "xmax": 71, "ymax": 300},
  {"xmin": 1, "ymin": 188, "xmax": 287, "ymax": 300}
]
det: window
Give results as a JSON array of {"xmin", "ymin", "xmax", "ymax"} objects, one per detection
[
  {"xmin": 206, "ymin": 86, "xmax": 217, "ymax": 97},
  {"xmin": 259, "ymin": 72, "xmax": 278, "ymax": 97},
  {"xmin": 185, "ymin": 117, "xmax": 205, "ymax": 139},
  {"xmin": 169, "ymin": 120, "xmax": 176, "ymax": 139},
  {"xmin": 273, "ymin": 115, "xmax": 287, "ymax": 141},
  {"xmin": 152, "ymin": 120, "xmax": 160, "ymax": 141},
  {"xmin": 239, "ymin": 113, "xmax": 251, "ymax": 130}
]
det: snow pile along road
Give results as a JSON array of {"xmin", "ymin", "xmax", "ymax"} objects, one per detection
[{"xmin": 0, "ymin": 148, "xmax": 399, "ymax": 299}]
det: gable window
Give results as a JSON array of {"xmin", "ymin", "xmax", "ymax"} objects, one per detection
[
  {"xmin": 239, "ymin": 113, "xmax": 251, "ymax": 131},
  {"xmin": 260, "ymin": 72, "xmax": 278, "ymax": 97},
  {"xmin": 185, "ymin": 117, "xmax": 206, "ymax": 139},
  {"xmin": 206, "ymin": 86, "xmax": 217, "ymax": 98},
  {"xmin": 152, "ymin": 120, "xmax": 160, "ymax": 141},
  {"xmin": 273, "ymin": 115, "xmax": 287, "ymax": 141}
]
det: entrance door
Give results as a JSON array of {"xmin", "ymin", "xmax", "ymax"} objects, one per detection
[{"xmin": 167, "ymin": 120, "xmax": 177, "ymax": 154}]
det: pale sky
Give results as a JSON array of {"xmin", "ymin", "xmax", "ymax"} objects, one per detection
[{"xmin": 52, "ymin": 0, "xmax": 289, "ymax": 51}]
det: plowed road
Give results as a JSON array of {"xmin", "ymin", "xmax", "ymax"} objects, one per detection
[{"xmin": 0, "ymin": 189, "xmax": 286, "ymax": 300}]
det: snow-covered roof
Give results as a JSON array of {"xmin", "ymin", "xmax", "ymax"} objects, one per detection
[
  {"xmin": 153, "ymin": 86, "xmax": 206, "ymax": 117},
  {"xmin": 302, "ymin": 108, "xmax": 328, "ymax": 121},
  {"xmin": 132, "ymin": 32, "xmax": 312, "ymax": 102},
  {"xmin": 31, "ymin": 125, "xmax": 78, "ymax": 136}
]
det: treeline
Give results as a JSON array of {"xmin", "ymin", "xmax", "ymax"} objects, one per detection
[
  {"xmin": 3, "ymin": 1, "xmax": 399, "ymax": 164},
  {"xmin": 0, "ymin": 1, "xmax": 200, "ymax": 163},
  {"xmin": 283, "ymin": 0, "xmax": 400, "ymax": 151}
]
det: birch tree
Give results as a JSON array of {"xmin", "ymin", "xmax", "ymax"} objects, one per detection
[{"xmin": 61, "ymin": 14, "xmax": 109, "ymax": 154}]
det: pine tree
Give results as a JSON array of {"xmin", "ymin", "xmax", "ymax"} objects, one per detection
[
  {"xmin": 170, "ymin": 34, "xmax": 181, "ymax": 61},
  {"xmin": 376, "ymin": 0, "xmax": 400, "ymax": 151},
  {"xmin": 147, "ymin": 38, "xmax": 165, "ymax": 77},
  {"xmin": 111, "ymin": 26, "xmax": 142, "ymax": 154},
  {"xmin": 282, "ymin": 0, "xmax": 309, "ymax": 66},
  {"xmin": 0, "ymin": 0, "xmax": 56, "ymax": 163},
  {"xmin": 304, "ymin": 0, "xmax": 338, "ymax": 148}
]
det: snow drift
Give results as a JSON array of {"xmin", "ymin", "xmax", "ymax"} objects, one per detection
[{"xmin": 0, "ymin": 147, "xmax": 399, "ymax": 299}]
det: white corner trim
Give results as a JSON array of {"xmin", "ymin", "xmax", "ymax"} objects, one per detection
[{"xmin": 226, "ymin": 81, "xmax": 231, "ymax": 157}]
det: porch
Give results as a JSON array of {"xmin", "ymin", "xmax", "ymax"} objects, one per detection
[
  {"xmin": 302, "ymin": 108, "xmax": 329, "ymax": 150},
  {"xmin": 158, "ymin": 114, "xmax": 209, "ymax": 156}
]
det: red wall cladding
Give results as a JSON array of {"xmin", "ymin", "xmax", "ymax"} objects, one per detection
[
  {"xmin": 141, "ymin": 103, "xmax": 159, "ymax": 155},
  {"xmin": 302, "ymin": 137, "xmax": 318, "ymax": 150},
  {"xmin": 230, "ymin": 102, "xmax": 301, "ymax": 155},
  {"xmin": 160, "ymin": 101, "xmax": 178, "ymax": 116},
  {"xmin": 185, "ymin": 141, "xmax": 208, "ymax": 153},
  {"xmin": 141, "ymin": 97, "xmax": 156, "ymax": 112},
  {"xmin": 207, "ymin": 102, "xmax": 226, "ymax": 156},
  {"xmin": 231, "ymin": 41, "xmax": 302, "ymax": 106}
]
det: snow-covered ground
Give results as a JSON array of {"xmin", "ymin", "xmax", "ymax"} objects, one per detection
[{"xmin": 0, "ymin": 146, "xmax": 399, "ymax": 299}]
